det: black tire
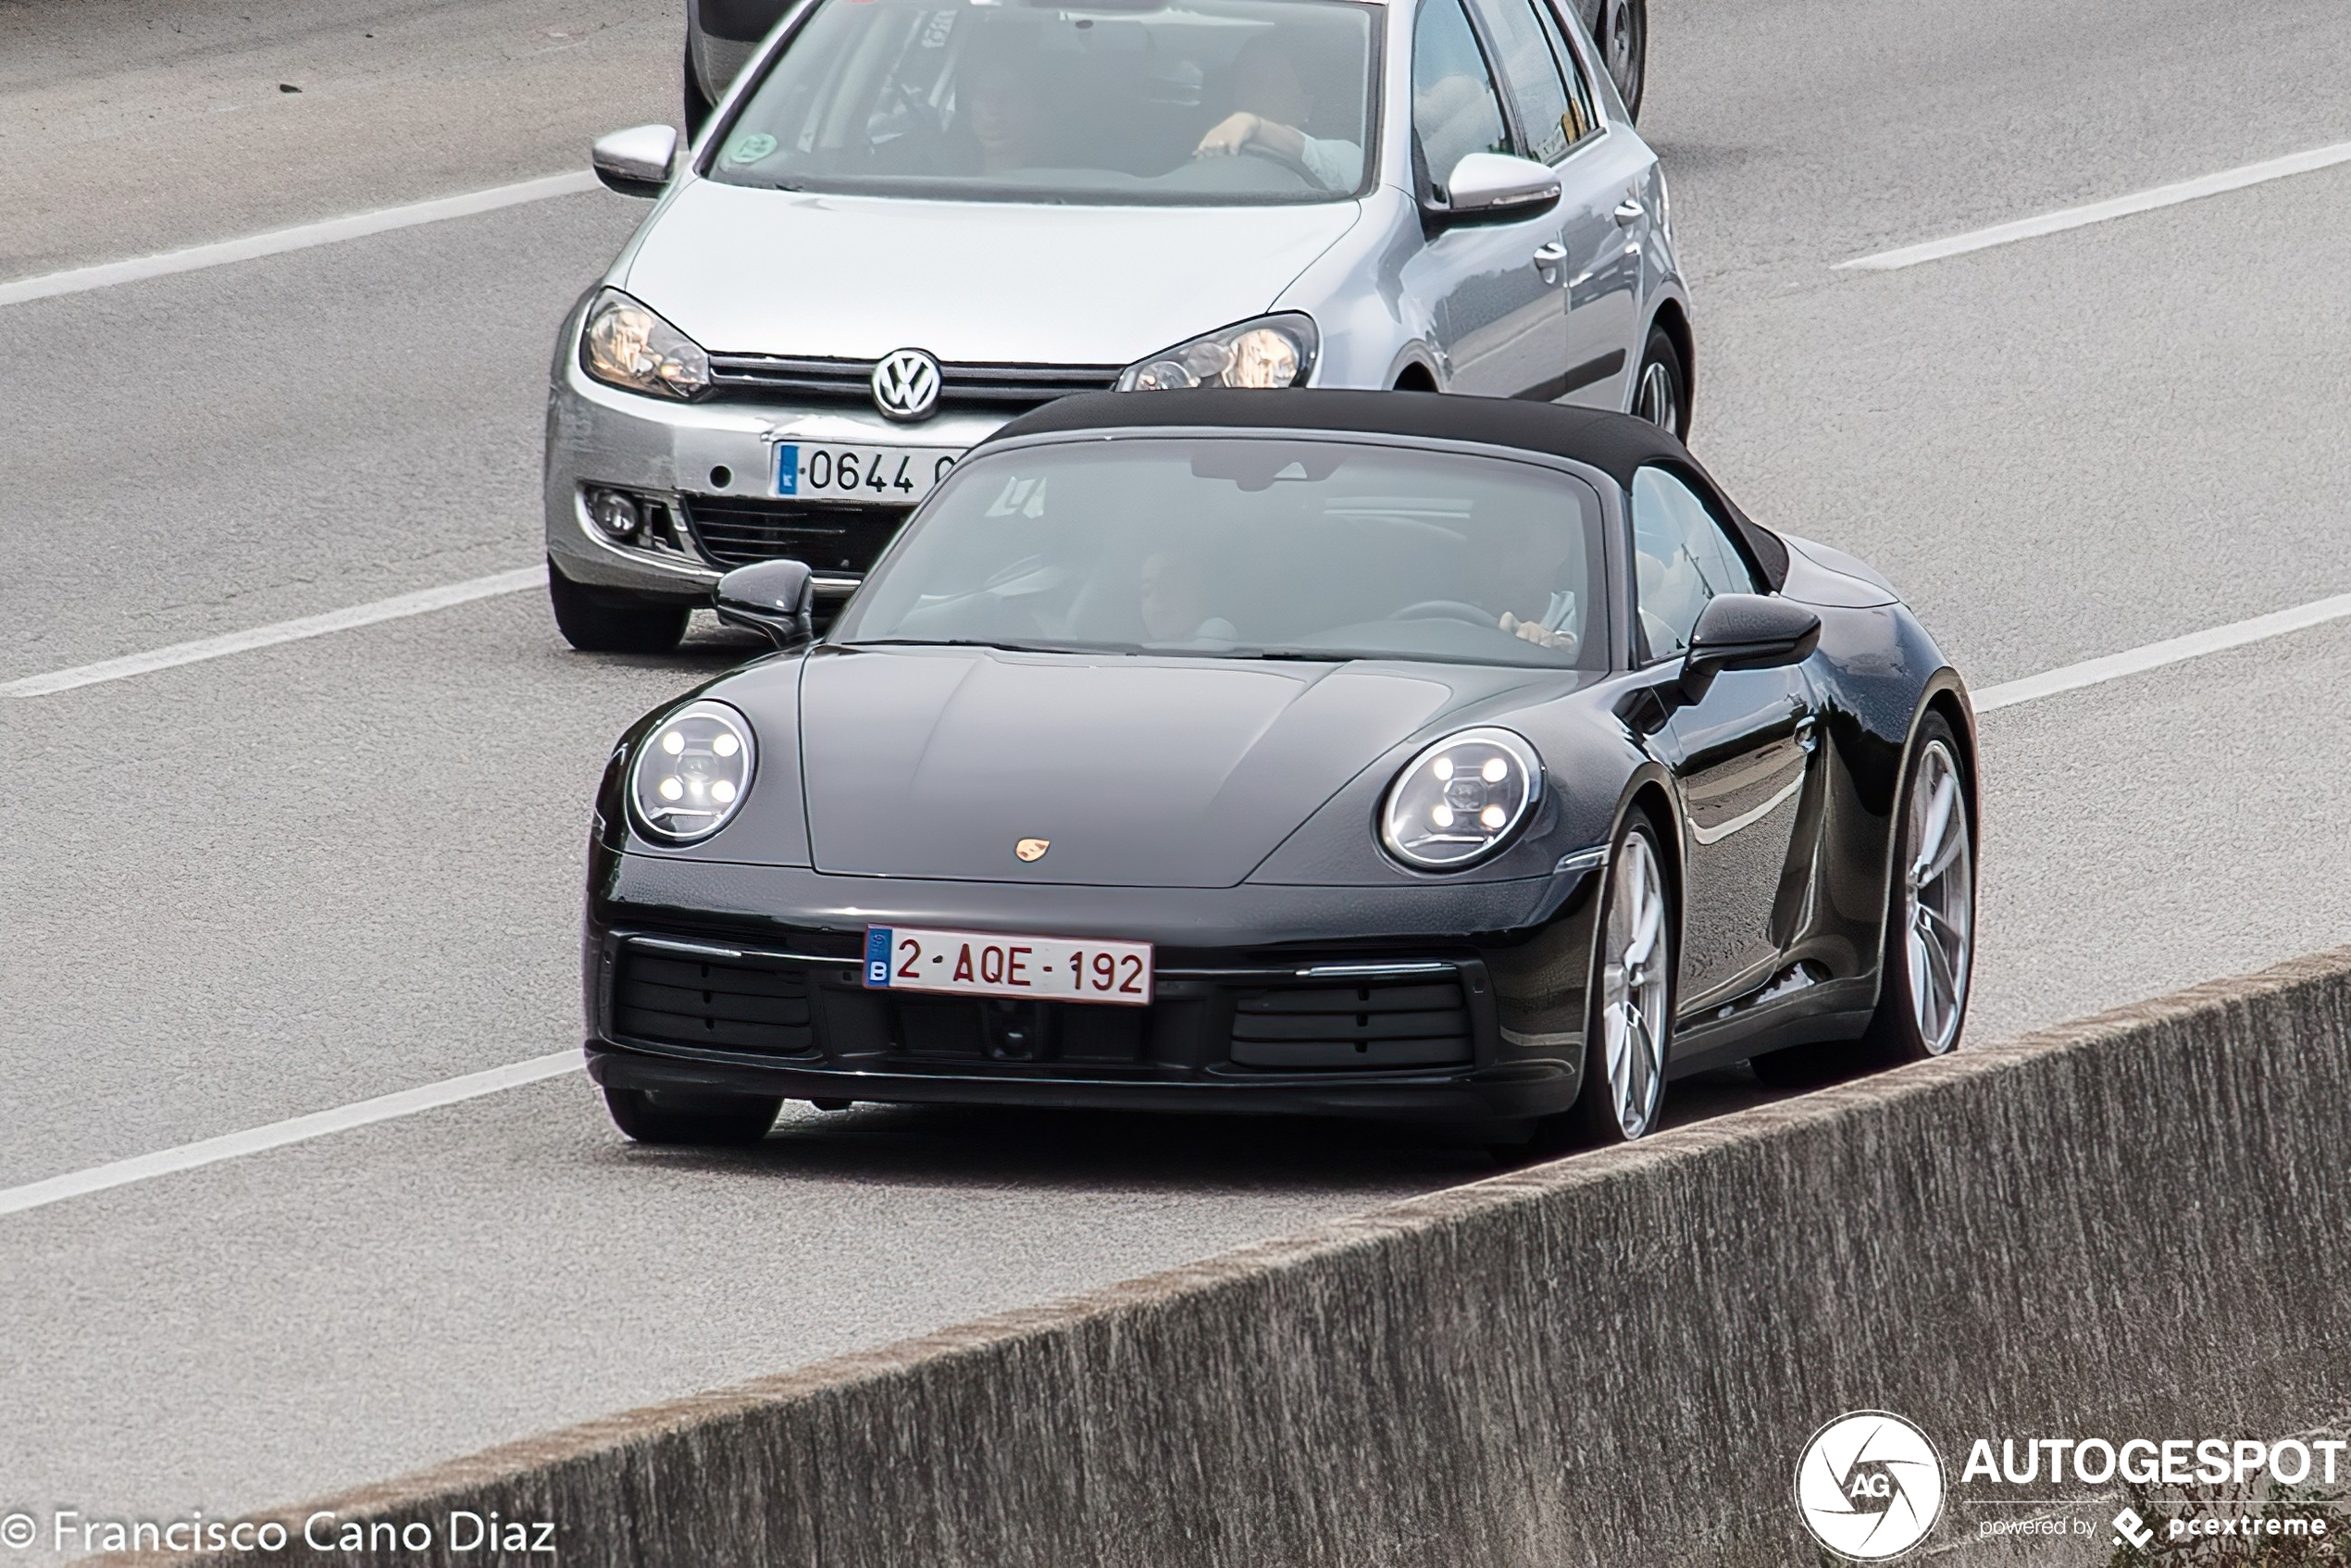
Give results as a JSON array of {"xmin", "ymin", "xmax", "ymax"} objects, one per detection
[
  {"xmin": 604, "ymin": 1086, "xmax": 781, "ymax": 1146},
  {"xmin": 1562, "ymin": 810, "xmax": 1675, "ymax": 1147},
  {"xmin": 1601, "ymin": 0, "xmax": 1647, "ymax": 122},
  {"xmin": 549, "ymin": 561, "xmax": 690, "ymax": 653},
  {"xmin": 1631, "ymin": 325, "xmax": 1688, "ymax": 442},
  {"xmin": 684, "ymin": 39, "xmax": 715, "ymax": 142},
  {"xmin": 1860, "ymin": 713, "xmax": 1975, "ymax": 1064},
  {"xmin": 1749, "ymin": 717, "xmax": 1975, "ymax": 1086}
]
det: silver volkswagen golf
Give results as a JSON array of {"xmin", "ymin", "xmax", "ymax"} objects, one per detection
[{"xmin": 547, "ymin": 0, "xmax": 1691, "ymax": 651}]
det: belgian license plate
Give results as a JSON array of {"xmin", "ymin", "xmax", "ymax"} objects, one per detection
[
  {"xmin": 864, "ymin": 926, "xmax": 1153, "ymax": 1006},
  {"xmin": 775, "ymin": 442, "xmax": 960, "ymax": 504}
]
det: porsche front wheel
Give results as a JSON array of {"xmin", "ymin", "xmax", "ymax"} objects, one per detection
[
  {"xmin": 1570, "ymin": 814, "xmax": 1674, "ymax": 1144},
  {"xmin": 604, "ymin": 1086, "xmax": 782, "ymax": 1146}
]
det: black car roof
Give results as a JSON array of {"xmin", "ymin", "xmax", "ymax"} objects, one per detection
[{"xmin": 986, "ymin": 389, "xmax": 1789, "ymax": 588}]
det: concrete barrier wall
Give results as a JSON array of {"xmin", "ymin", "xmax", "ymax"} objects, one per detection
[{"xmin": 108, "ymin": 947, "xmax": 2351, "ymax": 1568}]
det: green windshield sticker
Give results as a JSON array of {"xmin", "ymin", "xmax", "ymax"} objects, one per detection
[{"xmin": 727, "ymin": 133, "xmax": 778, "ymax": 164}]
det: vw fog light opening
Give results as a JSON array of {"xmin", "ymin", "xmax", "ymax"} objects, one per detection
[
  {"xmin": 628, "ymin": 700, "xmax": 754, "ymax": 843},
  {"xmin": 1117, "ymin": 313, "xmax": 1317, "ymax": 392},
  {"xmin": 581, "ymin": 288, "xmax": 711, "ymax": 400},
  {"xmin": 1380, "ymin": 728, "xmax": 1541, "ymax": 870}
]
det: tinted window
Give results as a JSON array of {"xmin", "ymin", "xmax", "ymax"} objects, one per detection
[
  {"xmin": 709, "ymin": 0, "xmax": 1376, "ymax": 205},
  {"xmin": 1412, "ymin": 0, "xmax": 1510, "ymax": 197},
  {"xmin": 1630, "ymin": 466, "xmax": 1759, "ymax": 660},
  {"xmin": 836, "ymin": 438, "xmax": 1609, "ymax": 670},
  {"xmin": 1531, "ymin": 0, "xmax": 1601, "ymax": 145},
  {"xmin": 1465, "ymin": 0, "xmax": 1574, "ymax": 163}
]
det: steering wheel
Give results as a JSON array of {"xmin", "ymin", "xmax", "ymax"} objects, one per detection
[
  {"xmin": 1238, "ymin": 137, "xmax": 1320, "ymax": 187},
  {"xmin": 1394, "ymin": 600, "xmax": 1497, "ymax": 627}
]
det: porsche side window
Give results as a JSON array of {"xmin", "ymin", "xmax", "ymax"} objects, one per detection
[
  {"xmin": 1630, "ymin": 467, "xmax": 1759, "ymax": 662},
  {"xmin": 1412, "ymin": 0, "xmax": 1511, "ymax": 200},
  {"xmin": 1465, "ymin": 0, "xmax": 1577, "ymax": 164}
]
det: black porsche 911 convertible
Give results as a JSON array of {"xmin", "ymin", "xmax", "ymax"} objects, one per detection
[{"xmin": 582, "ymin": 390, "xmax": 1976, "ymax": 1149}]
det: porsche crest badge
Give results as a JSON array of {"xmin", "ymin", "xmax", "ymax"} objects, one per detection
[{"xmin": 1014, "ymin": 838, "xmax": 1050, "ymax": 863}]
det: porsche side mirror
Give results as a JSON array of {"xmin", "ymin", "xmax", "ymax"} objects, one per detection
[
  {"xmin": 715, "ymin": 559, "xmax": 815, "ymax": 649},
  {"xmin": 592, "ymin": 124, "xmax": 679, "ymax": 198},
  {"xmin": 1426, "ymin": 153, "xmax": 1561, "ymax": 230},
  {"xmin": 1679, "ymin": 593, "xmax": 1822, "ymax": 702}
]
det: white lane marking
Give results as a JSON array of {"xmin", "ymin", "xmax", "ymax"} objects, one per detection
[
  {"xmin": 2, "ymin": 586, "xmax": 2347, "ymax": 1218},
  {"xmin": 1837, "ymin": 138, "xmax": 2351, "ymax": 272},
  {"xmin": 1, "ymin": 566, "xmax": 545, "ymax": 698},
  {"xmin": 1972, "ymin": 591, "xmax": 2351, "ymax": 713},
  {"xmin": 0, "ymin": 171, "xmax": 602, "ymax": 309},
  {"xmin": 0, "ymin": 1053, "xmax": 579, "ymax": 1220}
]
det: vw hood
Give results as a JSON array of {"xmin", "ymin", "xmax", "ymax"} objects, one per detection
[
  {"xmin": 620, "ymin": 179, "xmax": 1362, "ymax": 365},
  {"xmin": 797, "ymin": 647, "xmax": 1530, "ymax": 887}
]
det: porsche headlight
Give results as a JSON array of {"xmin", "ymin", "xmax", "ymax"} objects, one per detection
[
  {"xmin": 580, "ymin": 288, "xmax": 711, "ymax": 400},
  {"xmin": 1379, "ymin": 728, "xmax": 1541, "ymax": 871},
  {"xmin": 628, "ymin": 700, "xmax": 754, "ymax": 842},
  {"xmin": 1116, "ymin": 313, "xmax": 1317, "ymax": 392}
]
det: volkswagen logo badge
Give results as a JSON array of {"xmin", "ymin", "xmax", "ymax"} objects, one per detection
[{"xmin": 871, "ymin": 348, "xmax": 943, "ymax": 422}]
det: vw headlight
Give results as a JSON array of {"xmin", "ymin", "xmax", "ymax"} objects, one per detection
[
  {"xmin": 1379, "ymin": 728, "xmax": 1541, "ymax": 871},
  {"xmin": 580, "ymin": 288, "xmax": 711, "ymax": 400},
  {"xmin": 1116, "ymin": 313, "xmax": 1317, "ymax": 392},
  {"xmin": 628, "ymin": 700, "xmax": 754, "ymax": 842}
]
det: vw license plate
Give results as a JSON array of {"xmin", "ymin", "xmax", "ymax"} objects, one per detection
[
  {"xmin": 864, "ymin": 926, "xmax": 1153, "ymax": 1006},
  {"xmin": 775, "ymin": 442, "xmax": 960, "ymax": 504}
]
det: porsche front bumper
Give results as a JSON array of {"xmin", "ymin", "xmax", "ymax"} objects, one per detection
[{"xmin": 582, "ymin": 854, "xmax": 1604, "ymax": 1124}]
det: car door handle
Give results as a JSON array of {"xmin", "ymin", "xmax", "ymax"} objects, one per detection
[
  {"xmin": 1531, "ymin": 241, "xmax": 1567, "ymax": 284},
  {"xmin": 1613, "ymin": 197, "xmax": 1645, "ymax": 227}
]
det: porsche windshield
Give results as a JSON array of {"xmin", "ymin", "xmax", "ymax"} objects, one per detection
[
  {"xmin": 832, "ymin": 438, "xmax": 1609, "ymax": 668},
  {"xmin": 706, "ymin": 0, "xmax": 1377, "ymax": 205}
]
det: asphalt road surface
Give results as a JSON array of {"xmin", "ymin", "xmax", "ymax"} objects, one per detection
[{"xmin": 6, "ymin": 0, "xmax": 2351, "ymax": 1550}]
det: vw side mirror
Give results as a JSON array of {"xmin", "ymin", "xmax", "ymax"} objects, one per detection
[
  {"xmin": 592, "ymin": 124, "xmax": 680, "ymax": 199},
  {"xmin": 1679, "ymin": 593, "xmax": 1822, "ymax": 702},
  {"xmin": 715, "ymin": 559, "xmax": 815, "ymax": 650},
  {"xmin": 1426, "ymin": 153, "xmax": 1561, "ymax": 230}
]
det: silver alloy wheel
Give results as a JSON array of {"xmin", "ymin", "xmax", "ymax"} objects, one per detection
[
  {"xmin": 1635, "ymin": 357, "xmax": 1678, "ymax": 433},
  {"xmin": 1902, "ymin": 740, "xmax": 1973, "ymax": 1053},
  {"xmin": 1599, "ymin": 829, "xmax": 1671, "ymax": 1138},
  {"xmin": 1605, "ymin": 1, "xmax": 1644, "ymax": 113}
]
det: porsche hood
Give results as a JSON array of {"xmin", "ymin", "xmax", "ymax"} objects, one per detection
[{"xmin": 796, "ymin": 647, "xmax": 1501, "ymax": 886}]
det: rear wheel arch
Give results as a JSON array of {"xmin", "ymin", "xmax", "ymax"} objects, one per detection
[
  {"xmin": 1921, "ymin": 683, "xmax": 1980, "ymax": 831},
  {"xmin": 1860, "ymin": 678, "xmax": 1977, "ymax": 1008}
]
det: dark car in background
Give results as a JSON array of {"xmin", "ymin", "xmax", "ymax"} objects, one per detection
[
  {"xmin": 686, "ymin": 0, "xmax": 1645, "ymax": 135},
  {"xmin": 685, "ymin": 0, "xmax": 780, "ymax": 134}
]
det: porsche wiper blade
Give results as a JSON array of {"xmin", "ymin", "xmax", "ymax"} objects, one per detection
[{"xmin": 840, "ymin": 637, "xmax": 1103, "ymax": 655}]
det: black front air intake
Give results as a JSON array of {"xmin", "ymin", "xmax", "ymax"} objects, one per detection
[
  {"xmin": 1228, "ymin": 978, "xmax": 1474, "ymax": 1068},
  {"xmin": 614, "ymin": 948, "xmax": 815, "ymax": 1055}
]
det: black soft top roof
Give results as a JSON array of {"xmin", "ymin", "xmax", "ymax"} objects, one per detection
[{"xmin": 986, "ymin": 389, "xmax": 1788, "ymax": 587}]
